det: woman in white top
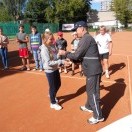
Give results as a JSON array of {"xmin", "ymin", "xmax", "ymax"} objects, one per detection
[{"xmin": 95, "ymin": 26, "xmax": 113, "ymax": 79}]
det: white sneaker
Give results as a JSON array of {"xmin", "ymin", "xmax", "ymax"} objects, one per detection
[
  {"xmin": 27, "ymin": 68, "xmax": 30, "ymax": 71},
  {"xmin": 80, "ymin": 106, "xmax": 93, "ymax": 113},
  {"xmin": 105, "ymin": 72, "xmax": 110, "ymax": 79},
  {"xmin": 39, "ymin": 69, "xmax": 43, "ymax": 72},
  {"xmin": 50, "ymin": 103, "xmax": 62, "ymax": 110},
  {"xmin": 59, "ymin": 69, "xmax": 62, "ymax": 73},
  {"xmin": 88, "ymin": 117, "xmax": 104, "ymax": 124},
  {"xmin": 32, "ymin": 68, "xmax": 37, "ymax": 71},
  {"xmin": 64, "ymin": 69, "xmax": 68, "ymax": 74}
]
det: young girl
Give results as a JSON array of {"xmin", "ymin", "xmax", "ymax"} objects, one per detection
[
  {"xmin": 41, "ymin": 33, "xmax": 68, "ymax": 110},
  {"xmin": 0, "ymin": 28, "xmax": 9, "ymax": 70}
]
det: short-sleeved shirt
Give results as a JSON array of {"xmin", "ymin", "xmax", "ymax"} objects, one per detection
[
  {"xmin": 95, "ymin": 33, "xmax": 112, "ymax": 54},
  {"xmin": 16, "ymin": 32, "xmax": 27, "ymax": 49},
  {"xmin": 71, "ymin": 39, "xmax": 80, "ymax": 51},
  {"xmin": 56, "ymin": 38, "xmax": 67, "ymax": 51}
]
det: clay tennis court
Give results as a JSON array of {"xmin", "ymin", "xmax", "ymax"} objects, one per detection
[{"xmin": 0, "ymin": 32, "xmax": 132, "ymax": 132}]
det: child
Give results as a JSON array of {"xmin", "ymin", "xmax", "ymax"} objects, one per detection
[
  {"xmin": 95, "ymin": 25, "xmax": 113, "ymax": 79},
  {"xmin": 71, "ymin": 32, "xmax": 83, "ymax": 76},
  {"xmin": 29, "ymin": 25, "xmax": 43, "ymax": 71},
  {"xmin": 56, "ymin": 31, "xmax": 68, "ymax": 73},
  {"xmin": 41, "ymin": 33, "xmax": 69, "ymax": 110},
  {"xmin": 16, "ymin": 25, "xmax": 30, "ymax": 71},
  {"xmin": 0, "ymin": 28, "xmax": 9, "ymax": 70}
]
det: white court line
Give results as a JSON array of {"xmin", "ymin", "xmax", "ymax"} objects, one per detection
[
  {"xmin": 127, "ymin": 56, "xmax": 132, "ymax": 114},
  {"xmin": 112, "ymin": 54, "xmax": 132, "ymax": 57},
  {"xmin": 25, "ymin": 71, "xmax": 126, "ymax": 85}
]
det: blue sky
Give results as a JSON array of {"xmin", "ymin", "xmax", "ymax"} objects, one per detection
[
  {"xmin": 91, "ymin": 2, "xmax": 100, "ymax": 11},
  {"xmin": 91, "ymin": 0, "xmax": 111, "ymax": 11}
]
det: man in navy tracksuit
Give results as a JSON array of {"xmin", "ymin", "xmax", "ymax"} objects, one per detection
[{"xmin": 59, "ymin": 21, "xmax": 104, "ymax": 124}]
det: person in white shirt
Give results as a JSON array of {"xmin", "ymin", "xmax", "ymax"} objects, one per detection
[{"xmin": 95, "ymin": 26, "xmax": 113, "ymax": 79}]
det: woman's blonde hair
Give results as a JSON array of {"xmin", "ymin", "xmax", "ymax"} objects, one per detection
[{"xmin": 42, "ymin": 33, "xmax": 54, "ymax": 60}]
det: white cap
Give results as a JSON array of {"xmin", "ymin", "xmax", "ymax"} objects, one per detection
[
  {"xmin": 72, "ymin": 32, "xmax": 77, "ymax": 36},
  {"xmin": 45, "ymin": 28, "xmax": 51, "ymax": 32}
]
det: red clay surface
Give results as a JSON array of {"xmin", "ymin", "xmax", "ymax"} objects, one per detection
[{"xmin": 0, "ymin": 32, "xmax": 132, "ymax": 132}]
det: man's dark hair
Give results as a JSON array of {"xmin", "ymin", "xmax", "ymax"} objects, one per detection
[
  {"xmin": 19, "ymin": 24, "xmax": 24, "ymax": 29},
  {"xmin": 31, "ymin": 25, "xmax": 37, "ymax": 29}
]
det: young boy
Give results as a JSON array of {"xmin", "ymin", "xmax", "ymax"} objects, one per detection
[
  {"xmin": 71, "ymin": 32, "xmax": 83, "ymax": 76},
  {"xmin": 16, "ymin": 25, "xmax": 30, "ymax": 71},
  {"xmin": 56, "ymin": 31, "xmax": 67, "ymax": 73},
  {"xmin": 95, "ymin": 25, "xmax": 113, "ymax": 79},
  {"xmin": 29, "ymin": 25, "xmax": 43, "ymax": 71}
]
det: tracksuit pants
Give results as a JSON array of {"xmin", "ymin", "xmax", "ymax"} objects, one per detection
[
  {"xmin": 46, "ymin": 70, "xmax": 61, "ymax": 104},
  {"xmin": 85, "ymin": 74, "xmax": 103, "ymax": 119}
]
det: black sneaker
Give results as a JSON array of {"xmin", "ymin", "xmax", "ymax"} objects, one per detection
[
  {"xmin": 88, "ymin": 117, "xmax": 104, "ymax": 124},
  {"xmin": 2, "ymin": 67, "xmax": 9, "ymax": 71}
]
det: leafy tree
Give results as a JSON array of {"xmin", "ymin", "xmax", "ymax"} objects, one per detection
[
  {"xmin": 0, "ymin": 2, "xmax": 13, "ymax": 22},
  {"xmin": 1, "ymin": 0, "xmax": 27, "ymax": 20},
  {"xmin": 24, "ymin": 0, "xmax": 49, "ymax": 23},
  {"xmin": 45, "ymin": 0, "xmax": 91, "ymax": 23},
  {"xmin": 112, "ymin": 0, "xmax": 132, "ymax": 28}
]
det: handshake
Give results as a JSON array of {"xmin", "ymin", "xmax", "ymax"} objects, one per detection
[
  {"xmin": 58, "ymin": 50, "xmax": 72, "ymax": 67},
  {"xmin": 63, "ymin": 59, "xmax": 72, "ymax": 67}
]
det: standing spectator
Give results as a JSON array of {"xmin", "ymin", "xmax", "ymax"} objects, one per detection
[
  {"xmin": 41, "ymin": 33, "xmax": 69, "ymax": 110},
  {"xmin": 71, "ymin": 32, "xmax": 83, "ymax": 76},
  {"xmin": 44, "ymin": 28, "xmax": 56, "ymax": 45},
  {"xmin": 29, "ymin": 25, "xmax": 43, "ymax": 71},
  {"xmin": 59, "ymin": 21, "xmax": 104, "ymax": 124},
  {"xmin": 0, "ymin": 28, "xmax": 9, "ymax": 70},
  {"xmin": 56, "ymin": 31, "xmax": 67, "ymax": 73},
  {"xmin": 95, "ymin": 25, "xmax": 113, "ymax": 79},
  {"xmin": 16, "ymin": 25, "xmax": 30, "ymax": 71},
  {"xmin": 44, "ymin": 28, "xmax": 51, "ymax": 39}
]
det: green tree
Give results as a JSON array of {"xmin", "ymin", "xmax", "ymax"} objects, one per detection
[
  {"xmin": 2, "ymin": 0, "xmax": 27, "ymax": 20},
  {"xmin": 45, "ymin": 0, "xmax": 91, "ymax": 23},
  {"xmin": 112, "ymin": 0, "xmax": 132, "ymax": 28},
  {"xmin": 24, "ymin": 0, "xmax": 49, "ymax": 23},
  {"xmin": 0, "ymin": 2, "xmax": 13, "ymax": 22}
]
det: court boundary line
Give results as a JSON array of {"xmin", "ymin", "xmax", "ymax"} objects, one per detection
[
  {"xmin": 25, "ymin": 71, "xmax": 127, "ymax": 85},
  {"xmin": 127, "ymin": 56, "xmax": 132, "ymax": 114},
  {"xmin": 112, "ymin": 54, "xmax": 132, "ymax": 57}
]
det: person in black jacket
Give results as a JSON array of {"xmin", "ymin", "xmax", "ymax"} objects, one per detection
[
  {"xmin": 56, "ymin": 31, "xmax": 68, "ymax": 73},
  {"xmin": 58, "ymin": 21, "xmax": 104, "ymax": 124}
]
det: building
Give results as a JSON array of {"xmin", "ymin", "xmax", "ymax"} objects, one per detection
[
  {"xmin": 100, "ymin": 0, "xmax": 113, "ymax": 11},
  {"xmin": 88, "ymin": 11, "xmax": 123, "ymax": 29}
]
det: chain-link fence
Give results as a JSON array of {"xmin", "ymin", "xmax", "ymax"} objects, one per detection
[{"xmin": 0, "ymin": 21, "xmax": 59, "ymax": 37}]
